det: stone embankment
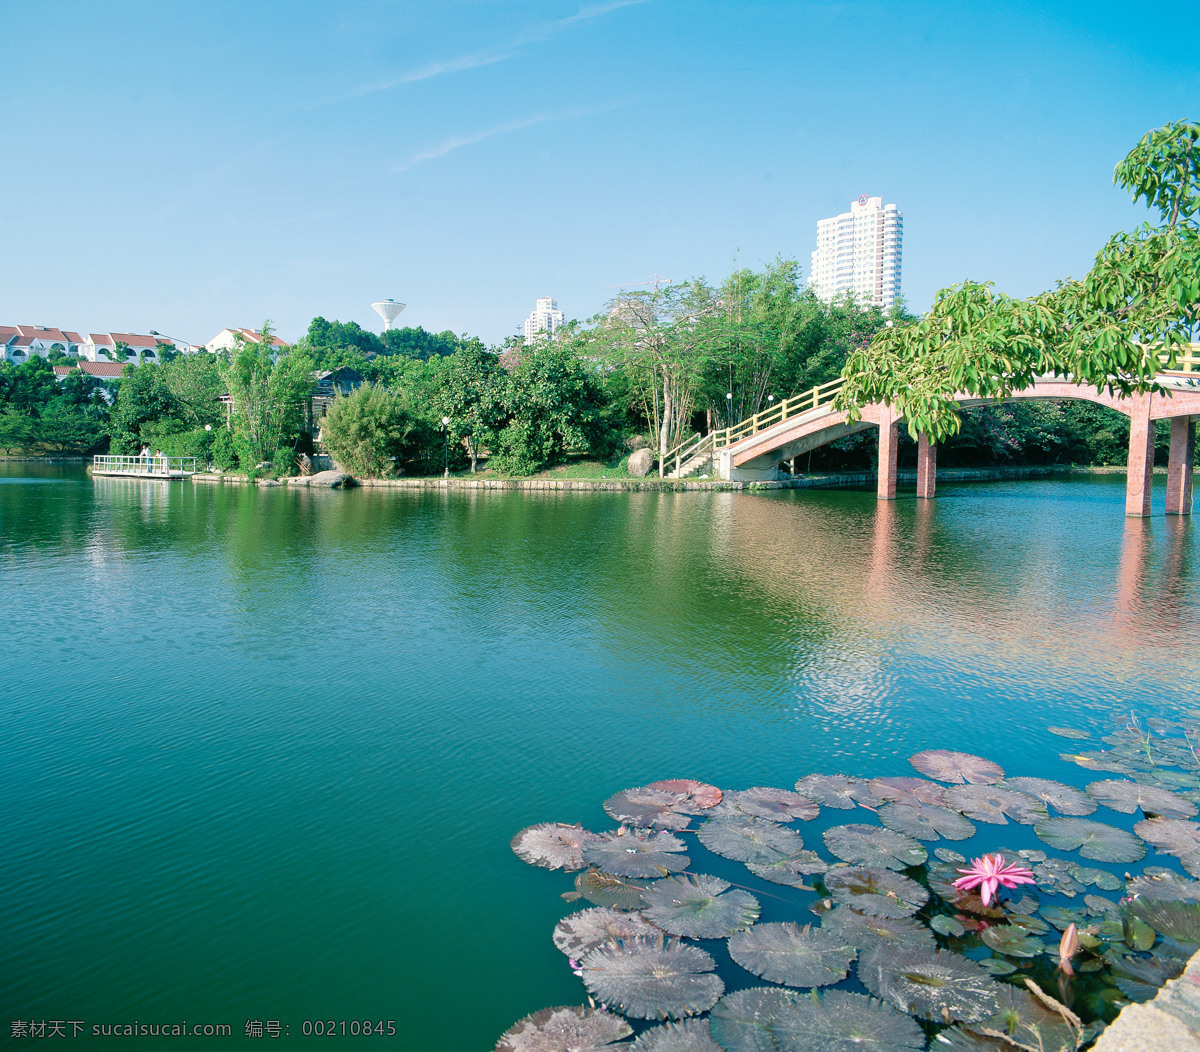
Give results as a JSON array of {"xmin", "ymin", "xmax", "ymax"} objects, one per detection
[
  {"xmin": 1092, "ymin": 952, "xmax": 1200, "ymax": 1050},
  {"xmin": 192, "ymin": 465, "xmax": 1069, "ymax": 491}
]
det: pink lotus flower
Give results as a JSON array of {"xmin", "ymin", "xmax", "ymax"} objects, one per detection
[{"xmin": 952, "ymin": 853, "xmax": 1036, "ymax": 906}]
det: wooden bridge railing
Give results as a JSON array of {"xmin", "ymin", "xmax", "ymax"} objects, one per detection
[{"xmin": 92, "ymin": 455, "xmax": 198, "ymax": 475}]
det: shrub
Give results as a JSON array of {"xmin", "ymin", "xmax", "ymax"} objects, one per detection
[
  {"xmin": 211, "ymin": 427, "xmax": 238, "ymax": 471},
  {"xmin": 320, "ymin": 384, "xmax": 413, "ymax": 478}
]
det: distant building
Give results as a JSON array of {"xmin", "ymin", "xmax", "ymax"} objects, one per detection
[
  {"xmin": 1, "ymin": 325, "xmax": 88, "ymax": 362},
  {"xmin": 205, "ymin": 328, "xmax": 289, "ymax": 353},
  {"xmin": 809, "ymin": 195, "xmax": 903, "ymax": 312},
  {"xmin": 523, "ymin": 297, "xmax": 565, "ymax": 343}
]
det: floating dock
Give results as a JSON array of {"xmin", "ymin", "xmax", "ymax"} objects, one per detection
[{"xmin": 91, "ymin": 455, "xmax": 198, "ymax": 480}]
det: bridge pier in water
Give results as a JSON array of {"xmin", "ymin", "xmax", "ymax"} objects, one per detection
[
  {"xmin": 916, "ymin": 432, "xmax": 937, "ymax": 499},
  {"xmin": 1165, "ymin": 416, "xmax": 1195, "ymax": 516}
]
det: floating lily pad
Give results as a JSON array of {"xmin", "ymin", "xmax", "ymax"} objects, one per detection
[
  {"xmin": 641, "ymin": 874, "xmax": 759, "ymax": 939},
  {"xmin": 605, "ymin": 788, "xmax": 695, "ymax": 831},
  {"xmin": 1087, "ymin": 779, "xmax": 1198, "ymax": 820},
  {"xmin": 1126, "ymin": 869, "xmax": 1200, "ymax": 902},
  {"xmin": 1069, "ymin": 864, "xmax": 1123, "ymax": 891},
  {"xmin": 1003, "ymin": 777, "xmax": 1097, "ymax": 816},
  {"xmin": 645, "ymin": 780, "xmax": 723, "ymax": 810},
  {"xmin": 1110, "ymin": 952, "xmax": 1188, "ymax": 1002},
  {"xmin": 1047, "ymin": 726, "xmax": 1092, "ymax": 739},
  {"xmin": 822, "ymin": 907, "xmax": 935, "ymax": 950},
  {"xmin": 979, "ymin": 924, "xmax": 1044, "ymax": 958},
  {"xmin": 629, "ymin": 1018, "xmax": 720, "ymax": 1052},
  {"xmin": 869, "ymin": 776, "xmax": 947, "ymax": 807},
  {"xmin": 824, "ymin": 867, "xmax": 929, "ymax": 919},
  {"xmin": 726, "ymin": 787, "xmax": 819, "ymax": 822},
  {"xmin": 1060, "ymin": 750, "xmax": 1133, "ymax": 774},
  {"xmin": 823, "ymin": 824, "xmax": 927, "ymax": 870},
  {"xmin": 909, "ymin": 750, "xmax": 1004, "ymax": 785},
  {"xmin": 697, "ymin": 815, "xmax": 803, "ymax": 864},
  {"xmin": 857, "ymin": 944, "xmax": 1002, "ymax": 1023},
  {"xmin": 1133, "ymin": 817, "xmax": 1200, "ymax": 856},
  {"xmin": 1034, "ymin": 817, "xmax": 1147, "ymax": 863},
  {"xmin": 1127, "ymin": 897, "xmax": 1200, "ymax": 943},
  {"xmin": 746, "ymin": 851, "xmax": 828, "ymax": 885},
  {"xmin": 580, "ymin": 937, "xmax": 723, "ymax": 1021},
  {"xmin": 793, "ymin": 774, "xmax": 882, "ymax": 809},
  {"xmin": 553, "ymin": 908, "xmax": 662, "ymax": 958},
  {"xmin": 944, "ymin": 784, "xmax": 1045, "ymax": 825},
  {"xmin": 576, "ymin": 869, "xmax": 654, "ymax": 909},
  {"xmin": 931, "ymin": 915, "xmax": 965, "ymax": 937},
  {"xmin": 878, "ymin": 802, "xmax": 976, "ymax": 841},
  {"xmin": 710, "ymin": 987, "xmax": 923, "ymax": 1052},
  {"xmin": 583, "ymin": 832, "xmax": 690, "ymax": 878},
  {"xmin": 977, "ymin": 984, "xmax": 1091, "ymax": 1052},
  {"xmin": 934, "ymin": 848, "xmax": 966, "ymax": 863},
  {"xmin": 511, "ymin": 823, "xmax": 603, "ymax": 870},
  {"xmin": 728, "ymin": 922, "xmax": 855, "ymax": 988},
  {"xmin": 979, "ymin": 959, "xmax": 1017, "ymax": 977},
  {"xmin": 495, "ymin": 1005, "xmax": 633, "ymax": 1052}
]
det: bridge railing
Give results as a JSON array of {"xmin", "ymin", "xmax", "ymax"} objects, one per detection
[
  {"xmin": 1160, "ymin": 347, "xmax": 1200, "ymax": 375},
  {"xmin": 657, "ymin": 377, "xmax": 846, "ymax": 473}
]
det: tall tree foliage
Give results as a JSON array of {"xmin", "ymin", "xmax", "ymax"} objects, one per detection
[
  {"xmin": 218, "ymin": 326, "xmax": 314, "ymax": 465},
  {"xmin": 838, "ymin": 120, "xmax": 1200, "ymax": 440}
]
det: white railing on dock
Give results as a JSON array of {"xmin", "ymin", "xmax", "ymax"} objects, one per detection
[{"xmin": 92, "ymin": 455, "xmax": 198, "ymax": 476}]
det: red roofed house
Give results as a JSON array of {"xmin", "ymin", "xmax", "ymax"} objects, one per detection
[{"xmin": 3, "ymin": 325, "xmax": 88, "ymax": 362}]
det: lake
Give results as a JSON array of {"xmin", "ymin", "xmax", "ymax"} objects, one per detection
[{"xmin": 2, "ymin": 464, "xmax": 1198, "ymax": 1047}]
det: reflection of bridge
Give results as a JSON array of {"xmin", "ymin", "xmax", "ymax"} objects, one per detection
[{"xmin": 662, "ymin": 347, "xmax": 1200, "ymax": 516}]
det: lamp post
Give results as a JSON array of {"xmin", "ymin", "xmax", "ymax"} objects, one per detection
[
  {"xmin": 726, "ymin": 391, "xmax": 732, "ymax": 426},
  {"xmin": 442, "ymin": 416, "xmax": 450, "ymax": 479}
]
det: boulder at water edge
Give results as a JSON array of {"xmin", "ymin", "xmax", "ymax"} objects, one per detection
[
  {"xmin": 627, "ymin": 449, "xmax": 654, "ymax": 477},
  {"xmin": 289, "ymin": 470, "xmax": 358, "ymax": 488}
]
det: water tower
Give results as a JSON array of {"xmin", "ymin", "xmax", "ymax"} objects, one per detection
[{"xmin": 371, "ymin": 299, "xmax": 406, "ymax": 331}]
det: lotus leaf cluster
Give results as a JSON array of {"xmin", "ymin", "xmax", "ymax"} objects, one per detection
[{"xmin": 498, "ymin": 712, "xmax": 1200, "ymax": 1051}]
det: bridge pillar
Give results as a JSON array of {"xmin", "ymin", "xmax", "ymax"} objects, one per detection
[
  {"xmin": 1165, "ymin": 416, "xmax": 1195, "ymax": 515},
  {"xmin": 1125, "ymin": 394, "xmax": 1155, "ymax": 517},
  {"xmin": 916, "ymin": 432, "xmax": 936, "ymax": 499},
  {"xmin": 877, "ymin": 414, "xmax": 900, "ymax": 500}
]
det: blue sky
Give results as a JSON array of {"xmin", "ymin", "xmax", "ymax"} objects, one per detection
[{"xmin": 1, "ymin": 1, "xmax": 1195, "ymax": 346}]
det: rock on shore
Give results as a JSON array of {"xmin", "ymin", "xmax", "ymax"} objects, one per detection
[{"xmin": 288, "ymin": 470, "xmax": 358, "ymax": 489}]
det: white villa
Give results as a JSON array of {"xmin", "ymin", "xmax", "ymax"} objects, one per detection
[
  {"xmin": 1, "ymin": 324, "xmax": 199, "ymax": 364},
  {"xmin": 204, "ymin": 328, "xmax": 288, "ymax": 352}
]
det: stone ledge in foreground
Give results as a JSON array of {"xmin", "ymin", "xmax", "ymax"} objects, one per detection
[{"xmin": 1091, "ymin": 950, "xmax": 1200, "ymax": 1051}]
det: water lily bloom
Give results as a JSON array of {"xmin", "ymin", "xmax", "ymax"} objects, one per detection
[
  {"xmin": 952, "ymin": 853, "xmax": 1036, "ymax": 906},
  {"xmin": 1058, "ymin": 922, "xmax": 1079, "ymax": 976}
]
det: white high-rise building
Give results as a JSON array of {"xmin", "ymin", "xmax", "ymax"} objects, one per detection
[
  {"xmin": 809, "ymin": 195, "xmax": 903, "ymax": 312},
  {"xmin": 523, "ymin": 297, "xmax": 565, "ymax": 343}
]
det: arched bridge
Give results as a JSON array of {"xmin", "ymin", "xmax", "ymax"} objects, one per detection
[{"xmin": 660, "ymin": 345, "xmax": 1200, "ymax": 517}]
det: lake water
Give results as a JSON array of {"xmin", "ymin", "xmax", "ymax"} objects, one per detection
[{"xmin": 2, "ymin": 464, "xmax": 1198, "ymax": 1047}]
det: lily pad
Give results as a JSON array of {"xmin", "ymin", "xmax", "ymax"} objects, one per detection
[
  {"xmin": 1087, "ymin": 779, "xmax": 1199, "ymax": 820},
  {"xmin": 641, "ymin": 874, "xmax": 760, "ymax": 939},
  {"xmin": 728, "ymin": 922, "xmax": 855, "ymax": 988},
  {"xmin": 1110, "ymin": 952, "xmax": 1188, "ymax": 1002},
  {"xmin": 710, "ymin": 987, "xmax": 923, "ymax": 1052},
  {"xmin": 1003, "ymin": 777, "xmax": 1097, "ymax": 816},
  {"xmin": 580, "ymin": 937, "xmax": 723, "ymax": 1021},
  {"xmin": 1126, "ymin": 869, "xmax": 1200, "ymax": 902},
  {"xmin": 931, "ymin": 915, "xmax": 966, "ymax": 937},
  {"xmin": 1133, "ymin": 816, "xmax": 1200, "ymax": 857},
  {"xmin": 793, "ymin": 774, "xmax": 882, "ymax": 809},
  {"xmin": 1047, "ymin": 726, "xmax": 1093, "ymax": 739},
  {"xmin": 576, "ymin": 869, "xmax": 654, "ymax": 909},
  {"xmin": 909, "ymin": 750, "xmax": 1004, "ymax": 785},
  {"xmin": 976, "ymin": 984, "xmax": 1090, "ymax": 1052},
  {"xmin": 512, "ymin": 823, "xmax": 603, "ymax": 870},
  {"xmin": 979, "ymin": 924, "xmax": 1045, "ymax": 958},
  {"xmin": 869, "ymin": 776, "xmax": 947, "ymax": 807},
  {"xmin": 645, "ymin": 780, "xmax": 722, "ymax": 810},
  {"xmin": 934, "ymin": 848, "xmax": 967, "ymax": 863},
  {"xmin": 495, "ymin": 1005, "xmax": 633, "ymax": 1052},
  {"xmin": 1127, "ymin": 897, "xmax": 1200, "ymax": 943},
  {"xmin": 726, "ymin": 787, "xmax": 818, "ymax": 822},
  {"xmin": 697, "ymin": 815, "xmax": 803, "ymax": 864},
  {"xmin": 878, "ymin": 803, "xmax": 976, "ymax": 841},
  {"xmin": 629, "ymin": 1018, "xmax": 720, "ymax": 1052},
  {"xmin": 824, "ymin": 866, "xmax": 929, "ymax": 919},
  {"xmin": 1034, "ymin": 817, "xmax": 1147, "ymax": 863},
  {"xmin": 746, "ymin": 851, "xmax": 828, "ymax": 885},
  {"xmin": 553, "ymin": 908, "xmax": 662, "ymax": 959},
  {"xmin": 944, "ymin": 784, "xmax": 1046, "ymax": 825},
  {"xmin": 604, "ymin": 788, "xmax": 695, "ymax": 831},
  {"xmin": 857, "ymin": 944, "xmax": 1002, "ymax": 1023},
  {"xmin": 583, "ymin": 832, "xmax": 690, "ymax": 878},
  {"xmin": 823, "ymin": 824, "xmax": 927, "ymax": 870},
  {"xmin": 822, "ymin": 907, "xmax": 935, "ymax": 950}
]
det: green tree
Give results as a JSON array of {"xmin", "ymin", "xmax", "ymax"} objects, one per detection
[
  {"xmin": 381, "ymin": 326, "xmax": 462, "ymax": 360},
  {"xmin": 2, "ymin": 357, "xmax": 59, "ymax": 416},
  {"xmin": 218, "ymin": 326, "xmax": 314, "ymax": 466},
  {"xmin": 159, "ymin": 352, "xmax": 225, "ymax": 429},
  {"xmin": 434, "ymin": 339, "xmax": 501, "ymax": 472},
  {"xmin": 839, "ymin": 120, "xmax": 1200, "ymax": 440},
  {"xmin": 319, "ymin": 384, "xmax": 414, "ymax": 477},
  {"xmin": 34, "ymin": 403, "xmax": 105, "ymax": 453},
  {"xmin": 0, "ymin": 409, "xmax": 33, "ymax": 453},
  {"xmin": 107, "ymin": 362, "xmax": 178, "ymax": 454}
]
